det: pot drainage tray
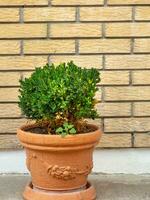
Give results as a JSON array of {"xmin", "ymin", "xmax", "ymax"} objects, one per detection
[{"xmin": 23, "ymin": 181, "xmax": 96, "ymax": 200}]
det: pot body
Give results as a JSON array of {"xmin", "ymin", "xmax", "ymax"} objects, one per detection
[{"xmin": 17, "ymin": 124, "xmax": 102, "ymax": 191}]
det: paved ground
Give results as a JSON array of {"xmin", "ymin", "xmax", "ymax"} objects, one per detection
[{"xmin": 0, "ymin": 174, "xmax": 150, "ymax": 200}]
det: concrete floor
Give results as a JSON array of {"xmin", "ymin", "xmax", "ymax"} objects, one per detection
[{"xmin": 0, "ymin": 174, "xmax": 150, "ymax": 200}]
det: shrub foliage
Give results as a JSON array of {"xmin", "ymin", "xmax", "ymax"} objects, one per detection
[{"xmin": 19, "ymin": 61, "xmax": 100, "ymax": 135}]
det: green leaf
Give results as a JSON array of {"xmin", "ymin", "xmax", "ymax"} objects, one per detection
[
  {"xmin": 63, "ymin": 122, "xmax": 69, "ymax": 128},
  {"xmin": 67, "ymin": 124, "xmax": 74, "ymax": 129},
  {"xmin": 69, "ymin": 128, "xmax": 76, "ymax": 134},
  {"xmin": 56, "ymin": 127, "xmax": 63, "ymax": 133}
]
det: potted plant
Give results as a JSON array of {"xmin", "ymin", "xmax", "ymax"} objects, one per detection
[{"xmin": 17, "ymin": 61, "xmax": 102, "ymax": 200}]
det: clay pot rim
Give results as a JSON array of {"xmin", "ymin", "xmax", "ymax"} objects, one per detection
[{"xmin": 17, "ymin": 123, "xmax": 102, "ymax": 148}]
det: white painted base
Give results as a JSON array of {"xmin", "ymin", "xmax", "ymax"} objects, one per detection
[{"xmin": 0, "ymin": 149, "xmax": 150, "ymax": 174}]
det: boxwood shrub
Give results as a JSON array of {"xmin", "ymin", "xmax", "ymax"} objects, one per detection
[{"xmin": 19, "ymin": 61, "xmax": 100, "ymax": 136}]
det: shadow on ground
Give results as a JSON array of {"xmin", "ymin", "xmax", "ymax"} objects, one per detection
[{"xmin": 0, "ymin": 174, "xmax": 150, "ymax": 200}]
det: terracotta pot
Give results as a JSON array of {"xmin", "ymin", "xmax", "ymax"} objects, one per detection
[{"xmin": 17, "ymin": 124, "xmax": 102, "ymax": 191}]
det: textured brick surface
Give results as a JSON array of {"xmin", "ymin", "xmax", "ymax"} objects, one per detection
[
  {"xmin": 0, "ymin": 0, "xmax": 150, "ymax": 149},
  {"xmin": 136, "ymin": 7, "xmax": 150, "ymax": 21},
  {"xmin": 0, "ymin": 56, "xmax": 47, "ymax": 70},
  {"xmin": 132, "ymin": 71, "xmax": 150, "ymax": 85},
  {"xmin": 79, "ymin": 39, "xmax": 130, "ymax": 53},
  {"xmin": 0, "ymin": 119, "xmax": 26, "ymax": 133},
  {"xmin": 134, "ymin": 134, "xmax": 150, "ymax": 147},
  {"xmin": 108, "ymin": 0, "xmax": 150, "ymax": 5},
  {"xmin": 99, "ymin": 134, "xmax": 132, "ymax": 148},
  {"xmin": 0, "ymin": 0, "xmax": 48, "ymax": 5},
  {"xmin": 0, "ymin": 8, "xmax": 19, "ymax": 22},
  {"xmin": 0, "ymin": 135, "xmax": 22, "ymax": 149},
  {"xmin": 0, "ymin": 88, "xmax": 19, "ymax": 102},
  {"xmin": 52, "ymin": 0, "xmax": 104, "ymax": 5},
  {"xmin": 0, "ymin": 72, "xmax": 20, "ymax": 86},
  {"xmin": 24, "ymin": 40, "xmax": 75, "ymax": 54},
  {"xmin": 0, "ymin": 41, "xmax": 20, "ymax": 55},
  {"xmin": 97, "ymin": 103, "xmax": 131, "ymax": 117},
  {"xmin": 0, "ymin": 24, "xmax": 47, "ymax": 38},
  {"xmin": 100, "ymin": 71, "xmax": 130, "ymax": 85},
  {"xmin": 0, "ymin": 104, "xmax": 21, "ymax": 118},
  {"xmin": 105, "ymin": 118, "xmax": 150, "ymax": 132},
  {"xmin": 80, "ymin": 7, "xmax": 132, "ymax": 21},
  {"xmin": 105, "ymin": 87, "xmax": 150, "ymax": 101},
  {"xmin": 134, "ymin": 39, "xmax": 150, "ymax": 53},
  {"xmin": 106, "ymin": 55, "xmax": 150, "ymax": 69},
  {"xmin": 51, "ymin": 24, "xmax": 102, "ymax": 38},
  {"xmin": 134, "ymin": 102, "xmax": 150, "ymax": 116},
  {"xmin": 24, "ymin": 7, "xmax": 76, "ymax": 22},
  {"xmin": 106, "ymin": 23, "xmax": 150, "ymax": 37}
]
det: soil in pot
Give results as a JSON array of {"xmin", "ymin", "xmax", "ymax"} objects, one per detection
[{"xmin": 24, "ymin": 123, "xmax": 97, "ymax": 135}]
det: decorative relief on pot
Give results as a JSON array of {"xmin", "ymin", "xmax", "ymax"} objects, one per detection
[
  {"xmin": 47, "ymin": 165, "xmax": 92, "ymax": 180},
  {"xmin": 27, "ymin": 153, "xmax": 92, "ymax": 180}
]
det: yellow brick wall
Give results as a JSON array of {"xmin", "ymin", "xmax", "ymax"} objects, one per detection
[{"xmin": 0, "ymin": 0, "xmax": 150, "ymax": 149}]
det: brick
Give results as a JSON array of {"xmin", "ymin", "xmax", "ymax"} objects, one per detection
[
  {"xmin": 0, "ymin": 8, "xmax": 19, "ymax": 22},
  {"xmin": 0, "ymin": 88, "xmax": 19, "ymax": 102},
  {"xmin": 51, "ymin": 55, "xmax": 102, "ymax": 69},
  {"xmin": 105, "ymin": 86, "xmax": 150, "ymax": 101},
  {"xmin": 80, "ymin": 7, "xmax": 132, "ymax": 21},
  {"xmin": 106, "ymin": 23, "xmax": 150, "ymax": 37},
  {"xmin": 136, "ymin": 7, "xmax": 150, "ymax": 21},
  {"xmin": 0, "ymin": 24, "xmax": 46, "ymax": 39},
  {"xmin": 135, "ymin": 39, "xmax": 150, "ymax": 53},
  {"xmin": 0, "ymin": 135, "xmax": 22, "ymax": 149},
  {"xmin": 134, "ymin": 134, "xmax": 150, "ymax": 147},
  {"xmin": 0, "ymin": 0, "xmax": 48, "ymax": 6},
  {"xmin": 52, "ymin": 0, "xmax": 104, "ymax": 5},
  {"xmin": 80, "ymin": 39, "xmax": 130, "ymax": 53},
  {"xmin": 0, "ymin": 72, "xmax": 20, "ymax": 86},
  {"xmin": 134, "ymin": 102, "xmax": 150, "ymax": 116},
  {"xmin": 0, "ymin": 56, "xmax": 47, "ymax": 70},
  {"xmin": 106, "ymin": 55, "xmax": 150, "ymax": 69},
  {"xmin": 0, "ymin": 40, "xmax": 20, "ymax": 55},
  {"xmin": 96, "ymin": 103, "xmax": 131, "ymax": 117},
  {"xmin": 100, "ymin": 71, "xmax": 129, "ymax": 85},
  {"xmin": 51, "ymin": 24, "xmax": 101, "ymax": 38},
  {"xmin": 105, "ymin": 118, "xmax": 150, "ymax": 132},
  {"xmin": 132, "ymin": 71, "xmax": 150, "ymax": 85},
  {"xmin": 0, "ymin": 104, "xmax": 21, "ymax": 118},
  {"xmin": 24, "ymin": 7, "xmax": 75, "ymax": 22},
  {"xmin": 0, "ymin": 119, "xmax": 26, "ymax": 133},
  {"xmin": 108, "ymin": 0, "xmax": 150, "ymax": 5},
  {"xmin": 24, "ymin": 40, "xmax": 75, "ymax": 54},
  {"xmin": 98, "ymin": 133, "xmax": 132, "ymax": 148}
]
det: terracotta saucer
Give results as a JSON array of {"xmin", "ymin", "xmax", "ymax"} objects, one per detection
[{"xmin": 23, "ymin": 181, "xmax": 96, "ymax": 200}]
